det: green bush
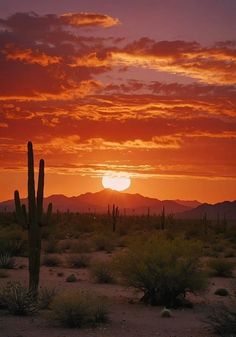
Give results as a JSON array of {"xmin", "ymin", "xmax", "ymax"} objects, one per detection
[
  {"xmin": 0, "ymin": 270, "xmax": 8, "ymax": 278},
  {"xmin": 0, "ymin": 252, "xmax": 16, "ymax": 269},
  {"xmin": 44, "ymin": 239, "xmax": 60, "ymax": 254},
  {"xmin": 224, "ymin": 249, "xmax": 235, "ymax": 258},
  {"xmin": 214, "ymin": 288, "xmax": 229, "ymax": 296},
  {"xmin": 161, "ymin": 308, "xmax": 171, "ymax": 317},
  {"xmin": 67, "ymin": 254, "xmax": 90, "ymax": 268},
  {"xmin": 70, "ymin": 240, "xmax": 92, "ymax": 253},
  {"xmin": 42, "ymin": 255, "xmax": 61, "ymax": 267},
  {"xmin": 91, "ymin": 261, "xmax": 114, "ymax": 284},
  {"xmin": 208, "ymin": 306, "xmax": 236, "ymax": 336},
  {"xmin": 0, "ymin": 228, "xmax": 28, "ymax": 256},
  {"xmin": 66, "ymin": 274, "xmax": 77, "ymax": 282},
  {"xmin": 116, "ymin": 236, "xmax": 207, "ymax": 307},
  {"xmin": 0, "ymin": 282, "xmax": 37, "ymax": 315},
  {"xmin": 209, "ymin": 259, "xmax": 234, "ymax": 277},
  {"xmin": 38, "ymin": 287, "xmax": 57, "ymax": 310},
  {"xmin": 50, "ymin": 291, "xmax": 109, "ymax": 327},
  {"xmin": 92, "ymin": 233, "xmax": 116, "ymax": 253}
]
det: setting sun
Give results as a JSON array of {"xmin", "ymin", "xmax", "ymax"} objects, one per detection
[{"xmin": 102, "ymin": 173, "xmax": 131, "ymax": 191}]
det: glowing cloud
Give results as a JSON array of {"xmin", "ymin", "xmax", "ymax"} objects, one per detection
[{"xmin": 60, "ymin": 12, "xmax": 120, "ymax": 27}]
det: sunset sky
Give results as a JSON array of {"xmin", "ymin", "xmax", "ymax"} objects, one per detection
[{"xmin": 0, "ymin": 0, "xmax": 236, "ymax": 203}]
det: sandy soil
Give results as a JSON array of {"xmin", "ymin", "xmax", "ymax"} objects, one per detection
[{"xmin": 1, "ymin": 253, "xmax": 235, "ymax": 337}]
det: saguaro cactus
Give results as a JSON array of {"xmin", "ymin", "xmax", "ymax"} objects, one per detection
[
  {"xmin": 112, "ymin": 204, "xmax": 119, "ymax": 232},
  {"xmin": 14, "ymin": 141, "xmax": 52, "ymax": 294},
  {"xmin": 160, "ymin": 206, "xmax": 166, "ymax": 230}
]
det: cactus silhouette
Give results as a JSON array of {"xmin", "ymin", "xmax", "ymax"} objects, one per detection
[
  {"xmin": 112, "ymin": 204, "xmax": 119, "ymax": 232},
  {"xmin": 160, "ymin": 206, "xmax": 166, "ymax": 230},
  {"xmin": 14, "ymin": 141, "xmax": 52, "ymax": 294}
]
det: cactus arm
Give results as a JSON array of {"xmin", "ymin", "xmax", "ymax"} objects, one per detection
[
  {"xmin": 27, "ymin": 141, "xmax": 37, "ymax": 225},
  {"xmin": 37, "ymin": 159, "xmax": 44, "ymax": 226},
  {"xmin": 14, "ymin": 190, "xmax": 24, "ymax": 226}
]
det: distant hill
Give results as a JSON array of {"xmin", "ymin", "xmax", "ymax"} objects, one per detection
[
  {"xmin": 174, "ymin": 199, "xmax": 201, "ymax": 208},
  {"xmin": 179, "ymin": 200, "xmax": 236, "ymax": 220},
  {"xmin": 0, "ymin": 189, "xmax": 196, "ymax": 215}
]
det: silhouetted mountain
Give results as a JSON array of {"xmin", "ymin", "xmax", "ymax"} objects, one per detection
[
  {"xmin": 174, "ymin": 199, "xmax": 201, "ymax": 208},
  {"xmin": 179, "ymin": 200, "xmax": 236, "ymax": 220},
  {"xmin": 0, "ymin": 189, "xmax": 196, "ymax": 215}
]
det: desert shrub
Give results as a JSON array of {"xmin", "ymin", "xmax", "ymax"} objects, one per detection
[
  {"xmin": 0, "ymin": 252, "xmax": 16, "ymax": 269},
  {"xmin": 91, "ymin": 261, "xmax": 114, "ymax": 284},
  {"xmin": 0, "ymin": 270, "xmax": 8, "ymax": 278},
  {"xmin": 67, "ymin": 254, "xmax": 90, "ymax": 268},
  {"xmin": 208, "ymin": 259, "xmax": 234, "ymax": 277},
  {"xmin": 57, "ymin": 272, "xmax": 64, "ymax": 277},
  {"xmin": 66, "ymin": 274, "xmax": 77, "ymax": 282},
  {"xmin": 161, "ymin": 308, "xmax": 171, "ymax": 317},
  {"xmin": 70, "ymin": 240, "xmax": 92, "ymax": 253},
  {"xmin": 224, "ymin": 249, "xmax": 235, "ymax": 258},
  {"xmin": 44, "ymin": 239, "xmax": 60, "ymax": 254},
  {"xmin": 0, "ymin": 282, "xmax": 37, "ymax": 315},
  {"xmin": 38, "ymin": 287, "xmax": 58, "ymax": 310},
  {"xmin": 92, "ymin": 233, "xmax": 116, "ymax": 253},
  {"xmin": 215, "ymin": 288, "xmax": 229, "ymax": 296},
  {"xmin": 0, "ymin": 227, "xmax": 28, "ymax": 257},
  {"xmin": 115, "ymin": 236, "xmax": 207, "ymax": 307},
  {"xmin": 208, "ymin": 305, "xmax": 236, "ymax": 337},
  {"xmin": 58, "ymin": 239, "xmax": 72, "ymax": 252},
  {"xmin": 213, "ymin": 244, "xmax": 225, "ymax": 253},
  {"xmin": 50, "ymin": 291, "xmax": 109, "ymax": 327},
  {"xmin": 42, "ymin": 255, "xmax": 61, "ymax": 267}
]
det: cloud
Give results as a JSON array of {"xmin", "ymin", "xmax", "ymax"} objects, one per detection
[
  {"xmin": 4, "ymin": 44, "xmax": 61, "ymax": 66},
  {"xmin": 60, "ymin": 12, "xmax": 120, "ymax": 27},
  {"xmin": 0, "ymin": 11, "xmax": 235, "ymax": 189},
  {"xmin": 0, "ymin": 123, "xmax": 8, "ymax": 128},
  {"xmin": 112, "ymin": 38, "xmax": 236, "ymax": 84}
]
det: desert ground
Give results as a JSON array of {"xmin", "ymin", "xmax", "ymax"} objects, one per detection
[{"xmin": 1, "ymin": 228, "xmax": 236, "ymax": 337}]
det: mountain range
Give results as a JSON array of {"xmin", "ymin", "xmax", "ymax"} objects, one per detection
[{"xmin": 0, "ymin": 189, "xmax": 235, "ymax": 219}]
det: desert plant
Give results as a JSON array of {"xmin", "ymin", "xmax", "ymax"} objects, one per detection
[
  {"xmin": 116, "ymin": 236, "xmax": 207, "ymax": 307},
  {"xmin": 91, "ymin": 261, "xmax": 114, "ymax": 283},
  {"xmin": 208, "ymin": 305, "xmax": 236, "ymax": 337},
  {"xmin": 44, "ymin": 239, "xmax": 60, "ymax": 254},
  {"xmin": 67, "ymin": 254, "xmax": 90, "ymax": 268},
  {"xmin": 38, "ymin": 286, "xmax": 57, "ymax": 309},
  {"xmin": 57, "ymin": 272, "xmax": 64, "ymax": 277},
  {"xmin": 69, "ymin": 240, "xmax": 92, "ymax": 253},
  {"xmin": 42, "ymin": 255, "xmax": 61, "ymax": 267},
  {"xmin": 92, "ymin": 233, "xmax": 116, "ymax": 252},
  {"xmin": 214, "ymin": 288, "xmax": 229, "ymax": 296},
  {"xmin": 209, "ymin": 259, "xmax": 234, "ymax": 277},
  {"xmin": 50, "ymin": 291, "xmax": 109, "ymax": 327},
  {"xmin": 224, "ymin": 249, "xmax": 235, "ymax": 258},
  {"xmin": 14, "ymin": 141, "xmax": 52, "ymax": 294},
  {"xmin": 0, "ymin": 270, "xmax": 8, "ymax": 278},
  {"xmin": 66, "ymin": 274, "xmax": 77, "ymax": 282},
  {"xmin": 0, "ymin": 252, "xmax": 16, "ymax": 269},
  {"xmin": 112, "ymin": 204, "xmax": 119, "ymax": 232},
  {"xmin": 0, "ymin": 282, "xmax": 38, "ymax": 315},
  {"xmin": 161, "ymin": 308, "xmax": 171, "ymax": 317}
]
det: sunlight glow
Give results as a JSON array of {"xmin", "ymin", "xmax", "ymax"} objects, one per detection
[{"xmin": 102, "ymin": 172, "xmax": 131, "ymax": 191}]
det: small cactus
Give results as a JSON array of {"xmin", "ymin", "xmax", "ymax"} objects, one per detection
[
  {"xmin": 160, "ymin": 206, "xmax": 166, "ymax": 230},
  {"xmin": 112, "ymin": 204, "xmax": 119, "ymax": 232}
]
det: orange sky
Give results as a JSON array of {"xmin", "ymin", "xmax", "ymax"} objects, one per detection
[{"xmin": 0, "ymin": 2, "xmax": 236, "ymax": 203}]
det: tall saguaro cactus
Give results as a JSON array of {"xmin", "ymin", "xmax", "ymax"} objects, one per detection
[{"xmin": 14, "ymin": 141, "xmax": 52, "ymax": 294}]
